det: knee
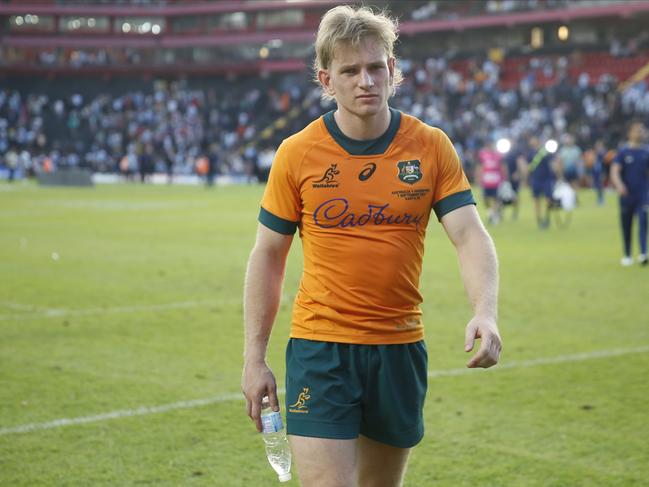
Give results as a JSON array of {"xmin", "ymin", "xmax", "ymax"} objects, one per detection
[
  {"xmin": 357, "ymin": 469, "xmax": 405, "ymax": 487},
  {"xmin": 290, "ymin": 442, "xmax": 357, "ymax": 487},
  {"xmin": 296, "ymin": 471, "xmax": 356, "ymax": 487}
]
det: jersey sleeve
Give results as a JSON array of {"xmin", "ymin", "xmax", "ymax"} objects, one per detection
[
  {"xmin": 431, "ymin": 129, "xmax": 476, "ymax": 221},
  {"xmin": 258, "ymin": 141, "xmax": 301, "ymax": 235},
  {"xmin": 612, "ymin": 149, "xmax": 623, "ymax": 166}
]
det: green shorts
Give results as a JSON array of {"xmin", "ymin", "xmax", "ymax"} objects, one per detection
[{"xmin": 285, "ymin": 338, "xmax": 428, "ymax": 448}]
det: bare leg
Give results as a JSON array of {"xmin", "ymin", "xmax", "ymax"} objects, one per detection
[
  {"xmin": 357, "ymin": 435, "xmax": 411, "ymax": 487},
  {"xmin": 289, "ymin": 435, "xmax": 357, "ymax": 487},
  {"xmin": 534, "ymin": 197, "xmax": 542, "ymax": 227}
]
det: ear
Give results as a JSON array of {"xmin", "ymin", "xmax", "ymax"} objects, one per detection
[
  {"xmin": 318, "ymin": 69, "xmax": 335, "ymax": 97},
  {"xmin": 387, "ymin": 57, "xmax": 396, "ymax": 84}
]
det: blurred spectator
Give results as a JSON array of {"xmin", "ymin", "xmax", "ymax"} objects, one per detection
[
  {"xmin": 476, "ymin": 139, "xmax": 506, "ymax": 224},
  {"xmin": 5, "ymin": 146, "xmax": 19, "ymax": 181},
  {"xmin": 257, "ymin": 145, "xmax": 276, "ymax": 183},
  {"xmin": 610, "ymin": 121, "xmax": 649, "ymax": 266},
  {"xmin": 503, "ymin": 140, "xmax": 529, "ymax": 220},
  {"xmin": 556, "ymin": 134, "xmax": 583, "ymax": 189},
  {"xmin": 527, "ymin": 136, "xmax": 558, "ymax": 229},
  {"xmin": 207, "ymin": 143, "xmax": 221, "ymax": 187}
]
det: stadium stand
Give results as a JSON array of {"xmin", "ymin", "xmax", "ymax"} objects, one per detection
[{"xmin": 1, "ymin": 0, "xmax": 648, "ymax": 183}]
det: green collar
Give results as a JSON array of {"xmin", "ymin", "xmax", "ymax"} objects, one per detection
[{"xmin": 323, "ymin": 107, "xmax": 401, "ymax": 156}]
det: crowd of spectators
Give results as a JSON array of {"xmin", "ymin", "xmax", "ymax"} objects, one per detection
[{"xmin": 1, "ymin": 48, "xmax": 649, "ymax": 184}]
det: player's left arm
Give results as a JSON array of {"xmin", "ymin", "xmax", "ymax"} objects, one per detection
[
  {"xmin": 516, "ymin": 155, "xmax": 528, "ymax": 182},
  {"xmin": 441, "ymin": 204, "xmax": 502, "ymax": 368}
]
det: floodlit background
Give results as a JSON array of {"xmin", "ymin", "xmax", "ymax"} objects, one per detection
[{"xmin": 1, "ymin": 1, "xmax": 648, "ymax": 486}]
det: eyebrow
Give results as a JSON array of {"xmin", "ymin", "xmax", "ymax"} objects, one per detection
[{"xmin": 338, "ymin": 61, "xmax": 385, "ymax": 71}]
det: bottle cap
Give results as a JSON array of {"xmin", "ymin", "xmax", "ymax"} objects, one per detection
[{"xmin": 278, "ymin": 472, "xmax": 292, "ymax": 482}]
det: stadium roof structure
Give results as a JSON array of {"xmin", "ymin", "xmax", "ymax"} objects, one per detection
[
  {"xmin": 0, "ymin": 1, "xmax": 342, "ymax": 17},
  {"xmin": 2, "ymin": 0, "xmax": 649, "ymax": 48}
]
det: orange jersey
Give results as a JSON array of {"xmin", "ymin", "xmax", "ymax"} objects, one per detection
[{"xmin": 260, "ymin": 108, "xmax": 474, "ymax": 344}]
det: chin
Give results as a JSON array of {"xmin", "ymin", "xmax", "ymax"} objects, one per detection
[{"xmin": 353, "ymin": 102, "xmax": 384, "ymax": 117}]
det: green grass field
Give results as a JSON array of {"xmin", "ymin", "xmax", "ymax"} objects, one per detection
[{"xmin": 1, "ymin": 181, "xmax": 648, "ymax": 486}]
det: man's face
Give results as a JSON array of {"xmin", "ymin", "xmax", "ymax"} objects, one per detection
[
  {"xmin": 319, "ymin": 37, "xmax": 394, "ymax": 118},
  {"xmin": 629, "ymin": 123, "xmax": 645, "ymax": 144},
  {"xmin": 529, "ymin": 137, "xmax": 540, "ymax": 150}
]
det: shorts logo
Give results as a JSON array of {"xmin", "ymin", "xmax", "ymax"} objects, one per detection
[
  {"xmin": 397, "ymin": 160, "xmax": 422, "ymax": 185},
  {"xmin": 313, "ymin": 164, "xmax": 340, "ymax": 188},
  {"xmin": 289, "ymin": 387, "xmax": 311, "ymax": 414},
  {"xmin": 358, "ymin": 163, "xmax": 377, "ymax": 181}
]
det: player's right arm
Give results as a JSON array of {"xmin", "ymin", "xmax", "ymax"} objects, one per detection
[
  {"xmin": 516, "ymin": 154, "xmax": 528, "ymax": 183},
  {"xmin": 610, "ymin": 156, "xmax": 628, "ymax": 196},
  {"xmin": 242, "ymin": 223, "xmax": 293, "ymax": 432},
  {"xmin": 549, "ymin": 153, "xmax": 561, "ymax": 179}
]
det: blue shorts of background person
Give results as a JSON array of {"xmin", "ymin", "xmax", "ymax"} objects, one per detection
[
  {"xmin": 483, "ymin": 187, "xmax": 498, "ymax": 199},
  {"xmin": 564, "ymin": 166, "xmax": 579, "ymax": 183},
  {"xmin": 532, "ymin": 178, "xmax": 554, "ymax": 199}
]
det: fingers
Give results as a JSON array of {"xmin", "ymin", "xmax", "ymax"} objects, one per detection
[
  {"xmin": 467, "ymin": 333, "xmax": 502, "ymax": 368},
  {"xmin": 251, "ymin": 387, "xmax": 280, "ymax": 431},
  {"xmin": 464, "ymin": 323, "xmax": 476, "ymax": 352},
  {"xmin": 242, "ymin": 364, "xmax": 279, "ymax": 432},
  {"xmin": 250, "ymin": 395, "xmax": 263, "ymax": 432},
  {"xmin": 467, "ymin": 346, "xmax": 497, "ymax": 368},
  {"xmin": 242, "ymin": 391, "xmax": 261, "ymax": 432},
  {"xmin": 268, "ymin": 389, "xmax": 280, "ymax": 412}
]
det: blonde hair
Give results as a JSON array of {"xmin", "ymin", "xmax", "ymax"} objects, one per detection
[{"xmin": 314, "ymin": 5, "xmax": 403, "ymax": 101}]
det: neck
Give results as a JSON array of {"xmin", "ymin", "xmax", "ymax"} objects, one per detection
[
  {"xmin": 628, "ymin": 140, "xmax": 640, "ymax": 148},
  {"xmin": 333, "ymin": 106, "xmax": 391, "ymax": 141}
]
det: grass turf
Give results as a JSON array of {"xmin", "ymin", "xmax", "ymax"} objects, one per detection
[{"xmin": 0, "ymin": 181, "xmax": 647, "ymax": 486}]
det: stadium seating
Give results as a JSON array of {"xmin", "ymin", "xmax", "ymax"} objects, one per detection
[{"xmin": 2, "ymin": 46, "xmax": 648, "ymax": 181}]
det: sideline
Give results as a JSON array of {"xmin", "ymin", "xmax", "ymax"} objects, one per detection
[{"xmin": 0, "ymin": 299, "xmax": 237, "ymax": 321}]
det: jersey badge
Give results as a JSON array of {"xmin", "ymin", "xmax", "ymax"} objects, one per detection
[{"xmin": 397, "ymin": 160, "xmax": 422, "ymax": 185}]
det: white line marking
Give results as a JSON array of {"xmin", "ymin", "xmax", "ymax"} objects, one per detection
[
  {"xmin": 0, "ymin": 299, "xmax": 223, "ymax": 321},
  {"xmin": 1, "ymin": 345, "xmax": 648, "ymax": 436},
  {"xmin": 427, "ymin": 345, "xmax": 649, "ymax": 377},
  {"xmin": 0, "ymin": 295, "xmax": 295, "ymax": 321},
  {"xmin": 0, "ymin": 393, "xmax": 243, "ymax": 436},
  {"xmin": 0, "ymin": 301, "xmax": 44, "ymax": 311}
]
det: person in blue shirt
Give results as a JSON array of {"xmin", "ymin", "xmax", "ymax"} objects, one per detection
[
  {"xmin": 503, "ymin": 141, "xmax": 529, "ymax": 220},
  {"xmin": 591, "ymin": 139, "xmax": 606, "ymax": 206},
  {"xmin": 610, "ymin": 121, "xmax": 649, "ymax": 266},
  {"xmin": 527, "ymin": 136, "xmax": 557, "ymax": 229}
]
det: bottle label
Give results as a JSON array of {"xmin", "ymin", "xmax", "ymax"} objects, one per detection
[{"xmin": 261, "ymin": 411, "xmax": 283, "ymax": 433}]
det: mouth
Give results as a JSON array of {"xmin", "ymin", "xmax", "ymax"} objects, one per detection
[{"xmin": 357, "ymin": 94, "xmax": 378, "ymax": 100}]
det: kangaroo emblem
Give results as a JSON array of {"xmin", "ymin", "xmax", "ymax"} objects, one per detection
[
  {"xmin": 289, "ymin": 387, "xmax": 311, "ymax": 409},
  {"xmin": 315, "ymin": 164, "xmax": 340, "ymax": 183}
]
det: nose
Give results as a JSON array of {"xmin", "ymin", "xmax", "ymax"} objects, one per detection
[{"xmin": 359, "ymin": 68, "xmax": 374, "ymax": 89}]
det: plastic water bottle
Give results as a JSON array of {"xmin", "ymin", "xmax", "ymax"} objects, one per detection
[{"xmin": 261, "ymin": 398, "xmax": 292, "ymax": 483}]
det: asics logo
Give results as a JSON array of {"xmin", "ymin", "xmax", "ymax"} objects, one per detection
[{"xmin": 358, "ymin": 163, "xmax": 377, "ymax": 181}]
